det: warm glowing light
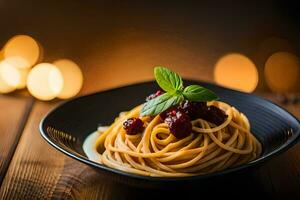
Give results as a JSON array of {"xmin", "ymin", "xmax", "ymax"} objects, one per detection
[
  {"xmin": 214, "ymin": 53, "xmax": 258, "ymax": 93},
  {"xmin": 0, "ymin": 61, "xmax": 21, "ymax": 93},
  {"xmin": 53, "ymin": 59, "xmax": 83, "ymax": 99},
  {"xmin": 254, "ymin": 37, "xmax": 294, "ymax": 91},
  {"xmin": 4, "ymin": 56, "xmax": 30, "ymax": 69},
  {"xmin": 16, "ymin": 68, "xmax": 29, "ymax": 89},
  {"xmin": 3, "ymin": 35, "xmax": 40, "ymax": 69},
  {"xmin": 265, "ymin": 52, "xmax": 299, "ymax": 93},
  {"xmin": 3, "ymin": 57, "xmax": 30, "ymax": 89},
  {"xmin": 36, "ymin": 40, "xmax": 44, "ymax": 63},
  {"xmin": 27, "ymin": 63, "xmax": 63, "ymax": 100},
  {"xmin": 0, "ymin": 50, "xmax": 4, "ymax": 60}
]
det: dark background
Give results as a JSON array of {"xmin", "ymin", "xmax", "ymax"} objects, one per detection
[{"xmin": 1, "ymin": 0, "xmax": 300, "ymax": 93}]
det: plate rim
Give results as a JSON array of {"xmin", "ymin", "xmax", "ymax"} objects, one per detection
[{"xmin": 39, "ymin": 80, "xmax": 300, "ymax": 182}]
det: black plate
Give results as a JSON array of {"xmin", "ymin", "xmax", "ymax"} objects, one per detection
[{"xmin": 39, "ymin": 80, "xmax": 300, "ymax": 188}]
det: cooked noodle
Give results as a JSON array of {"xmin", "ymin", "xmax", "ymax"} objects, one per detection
[{"xmin": 91, "ymin": 101, "xmax": 262, "ymax": 177}]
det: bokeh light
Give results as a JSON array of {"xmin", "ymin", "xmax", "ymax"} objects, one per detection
[
  {"xmin": 4, "ymin": 56, "xmax": 30, "ymax": 69},
  {"xmin": 37, "ymin": 40, "xmax": 44, "ymax": 63},
  {"xmin": 16, "ymin": 68, "xmax": 29, "ymax": 89},
  {"xmin": 3, "ymin": 57, "xmax": 29, "ymax": 89},
  {"xmin": 53, "ymin": 59, "xmax": 83, "ymax": 99},
  {"xmin": 3, "ymin": 35, "xmax": 40, "ymax": 69},
  {"xmin": 214, "ymin": 53, "xmax": 258, "ymax": 93},
  {"xmin": 254, "ymin": 37, "xmax": 294, "ymax": 91},
  {"xmin": 27, "ymin": 63, "xmax": 63, "ymax": 100},
  {"xmin": 0, "ymin": 50, "xmax": 4, "ymax": 60},
  {"xmin": 0, "ymin": 35, "xmax": 83, "ymax": 100},
  {"xmin": 3, "ymin": 57, "xmax": 30, "ymax": 89},
  {"xmin": 265, "ymin": 52, "xmax": 300, "ymax": 93},
  {"xmin": 0, "ymin": 61, "xmax": 21, "ymax": 93}
]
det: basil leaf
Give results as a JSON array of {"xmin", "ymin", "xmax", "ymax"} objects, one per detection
[
  {"xmin": 183, "ymin": 85, "xmax": 218, "ymax": 102},
  {"xmin": 154, "ymin": 66, "xmax": 183, "ymax": 93},
  {"xmin": 140, "ymin": 93, "xmax": 183, "ymax": 116}
]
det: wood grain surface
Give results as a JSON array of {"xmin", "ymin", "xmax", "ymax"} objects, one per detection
[
  {"xmin": 0, "ymin": 101, "xmax": 63, "ymax": 199},
  {"xmin": 0, "ymin": 95, "xmax": 33, "ymax": 182}
]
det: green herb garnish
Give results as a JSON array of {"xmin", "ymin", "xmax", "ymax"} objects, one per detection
[
  {"xmin": 140, "ymin": 66, "xmax": 218, "ymax": 116},
  {"xmin": 154, "ymin": 67, "xmax": 183, "ymax": 93},
  {"xmin": 183, "ymin": 85, "xmax": 218, "ymax": 102}
]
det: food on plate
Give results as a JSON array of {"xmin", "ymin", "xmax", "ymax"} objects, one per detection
[{"xmin": 83, "ymin": 66, "xmax": 262, "ymax": 177}]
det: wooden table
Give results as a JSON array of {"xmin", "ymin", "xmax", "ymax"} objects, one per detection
[{"xmin": 0, "ymin": 89, "xmax": 299, "ymax": 199}]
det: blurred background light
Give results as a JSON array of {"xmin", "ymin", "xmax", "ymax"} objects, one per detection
[
  {"xmin": 53, "ymin": 59, "xmax": 83, "ymax": 99},
  {"xmin": 3, "ymin": 35, "xmax": 40, "ymax": 69},
  {"xmin": 27, "ymin": 63, "xmax": 63, "ymax": 100},
  {"xmin": 4, "ymin": 56, "xmax": 30, "ymax": 69},
  {"xmin": 214, "ymin": 53, "xmax": 258, "ymax": 93},
  {"xmin": 16, "ymin": 67, "xmax": 29, "ymax": 89},
  {"xmin": 0, "ymin": 61, "xmax": 21, "ymax": 93},
  {"xmin": 3, "ymin": 57, "xmax": 30, "ymax": 89},
  {"xmin": 264, "ymin": 52, "xmax": 300, "ymax": 93},
  {"xmin": 0, "ymin": 50, "xmax": 3, "ymax": 60},
  {"xmin": 36, "ymin": 40, "xmax": 44, "ymax": 64},
  {"xmin": 254, "ymin": 37, "xmax": 294, "ymax": 91}
]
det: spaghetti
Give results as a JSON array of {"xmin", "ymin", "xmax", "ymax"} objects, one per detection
[{"xmin": 88, "ymin": 101, "xmax": 262, "ymax": 177}]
